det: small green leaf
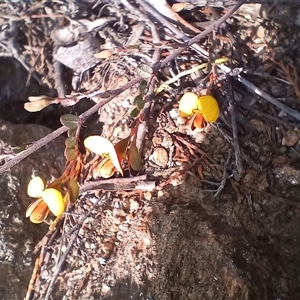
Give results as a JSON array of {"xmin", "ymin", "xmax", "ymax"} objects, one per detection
[
  {"xmin": 139, "ymin": 80, "xmax": 148, "ymax": 94},
  {"xmin": 65, "ymin": 147, "xmax": 77, "ymax": 161},
  {"xmin": 130, "ymin": 107, "xmax": 140, "ymax": 118},
  {"xmin": 68, "ymin": 128, "xmax": 77, "ymax": 137},
  {"xmin": 135, "ymin": 98, "xmax": 144, "ymax": 110},
  {"xmin": 65, "ymin": 136, "xmax": 77, "ymax": 149},
  {"xmin": 137, "ymin": 64, "xmax": 153, "ymax": 79},
  {"xmin": 133, "ymin": 95, "xmax": 145, "ymax": 110},
  {"xmin": 60, "ymin": 114, "xmax": 79, "ymax": 129},
  {"xmin": 133, "ymin": 95, "xmax": 143, "ymax": 105}
]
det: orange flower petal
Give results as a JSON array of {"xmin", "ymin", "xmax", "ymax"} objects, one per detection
[{"xmin": 26, "ymin": 199, "xmax": 49, "ymax": 224}]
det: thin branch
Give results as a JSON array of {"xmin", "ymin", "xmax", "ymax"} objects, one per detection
[
  {"xmin": 228, "ymin": 79, "xmax": 244, "ymax": 176},
  {"xmin": 214, "ymin": 150, "xmax": 232, "ymax": 197},
  {"xmin": 44, "ymin": 228, "xmax": 79, "ymax": 300},
  {"xmin": 0, "ymin": 125, "xmax": 68, "ymax": 175},
  {"xmin": 79, "ymin": 174, "xmax": 155, "ymax": 192},
  {"xmin": 237, "ymin": 75, "xmax": 300, "ymax": 121},
  {"xmin": 119, "ymin": 0, "xmax": 160, "ymax": 44}
]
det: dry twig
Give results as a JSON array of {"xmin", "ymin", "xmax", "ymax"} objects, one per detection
[
  {"xmin": 44, "ymin": 228, "xmax": 80, "ymax": 300},
  {"xmin": 214, "ymin": 150, "xmax": 232, "ymax": 197},
  {"xmin": 227, "ymin": 79, "xmax": 245, "ymax": 177},
  {"xmin": 80, "ymin": 174, "xmax": 155, "ymax": 192}
]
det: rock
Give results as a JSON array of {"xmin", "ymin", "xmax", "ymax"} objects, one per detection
[
  {"xmin": 150, "ymin": 147, "xmax": 168, "ymax": 168},
  {"xmin": 273, "ymin": 165, "xmax": 300, "ymax": 185},
  {"xmin": 54, "ymin": 36, "xmax": 101, "ymax": 73},
  {"xmin": 0, "ymin": 57, "xmax": 41, "ymax": 105},
  {"xmin": 0, "ymin": 57, "xmax": 64, "ymax": 128},
  {"xmin": 0, "ymin": 118, "xmax": 65, "ymax": 299},
  {"xmin": 282, "ymin": 130, "xmax": 299, "ymax": 146}
]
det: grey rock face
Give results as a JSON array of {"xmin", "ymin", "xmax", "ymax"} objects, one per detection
[{"xmin": 0, "ymin": 118, "xmax": 65, "ymax": 299}]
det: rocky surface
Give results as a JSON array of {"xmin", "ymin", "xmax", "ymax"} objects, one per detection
[
  {"xmin": 0, "ymin": 119, "xmax": 65, "ymax": 299},
  {"xmin": 1, "ymin": 1, "xmax": 300, "ymax": 300}
]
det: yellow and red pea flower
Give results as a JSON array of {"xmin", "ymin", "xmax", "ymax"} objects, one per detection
[{"xmin": 179, "ymin": 92, "xmax": 219, "ymax": 128}]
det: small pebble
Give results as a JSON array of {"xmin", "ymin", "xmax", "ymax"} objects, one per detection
[
  {"xmin": 243, "ymin": 173, "xmax": 255, "ymax": 184},
  {"xmin": 101, "ymin": 283, "xmax": 111, "ymax": 294},
  {"xmin": 143, "ymin": 191, "xmax": 152, "ymax": 201},
  {"xmin": 256, "ymin": 25, "xmax": 265, "ymax": 39},
  {"xmin": 169, "ymin": 108, "xmax": 180, "ymax": 119},
  {"xmin": 150, "ymin": 147, "xmax": 168, "ymax": 168},
  {"xmin": 282, "ymin": 130, "xmax": 299, "ymax": 146}
]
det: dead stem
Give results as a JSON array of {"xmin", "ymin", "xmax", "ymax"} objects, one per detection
[
  {"xmin": 227, "ymin": 79, "xmax": 245, "ymax": 177},
  {"xmin": 79, "ymin": 174, "xmax": 155, "ymax": 192},
  {"xmin": 43, "ymin": 228, "xmax": 80, "ymax": 300}
]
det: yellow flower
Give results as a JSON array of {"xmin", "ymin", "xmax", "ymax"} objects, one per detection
[
  {"xmin": 178, "ymin": 92, "xmax": 219, "ymax": 129},
  {"xmin": 197, "ymin": 95, "xmax": 219, "ymax": 123},
  {"xmin": 178, "ymin": 92, "xmax": 199, "ymax": 117},
  {"xmin": 26, "ymin": 176, "xmax": 65, "ymax": 224}
]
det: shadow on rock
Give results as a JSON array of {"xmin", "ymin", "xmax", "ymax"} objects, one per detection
[{"xmin": 148, "ymin": 178, "xmax": 300, "ymax": 300}]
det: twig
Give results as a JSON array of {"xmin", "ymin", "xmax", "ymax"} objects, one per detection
[
  {"xmin": 25, "ymin": 257, "xmax": 40, "ymax": 300},
  {"xmin": 276, "ymin": 60, "xmax": 300, "ymax": 102},
  {"xmin": 136, "ymin": 47, "xmax": 162, "ymax": 152},
  {"xmin": 246, "ymin": 187, "xmax": 300, "ymax": 209},
  {"xmin": 126, "ymin": 21, "xmax": 146, "ymax": 46},
  {"xmin": 237, "ymin": 74, "xmax": 300, "ymax": 121},
  {"xmin": 165, "ymin": 2, "xmax": 201, "ymax": 33},
  {"xmin": 26, "ymin": 231, "xmax": 54, "ymax": 299},
  {"xmin": 135, "ymin": 0, "xmax": 192, "ymax": 43},
  {"xmin": 155, "ymin": 58, "xmax": 228, "ymax": 94},
  {"xmin": 214, "ymin": 150, "xmax": 232, "ymax": 197},
  {"xmin": 0, "ymin": 125, "xmax": 67, "ymax": 175},
  {"xmin": 79, "ymin": 174, "xmax": 156, "ymax": 192},
  {"xmin": 44, "ymin": 228, "xmax": 80, "ymax": 300},
  {"xmin": 119, "ymin": 0, "xmax": 160, "ymax": 44},
  {"xmin": 227, "ymin": 79, "xmax": 244, "ymax": 177}
]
